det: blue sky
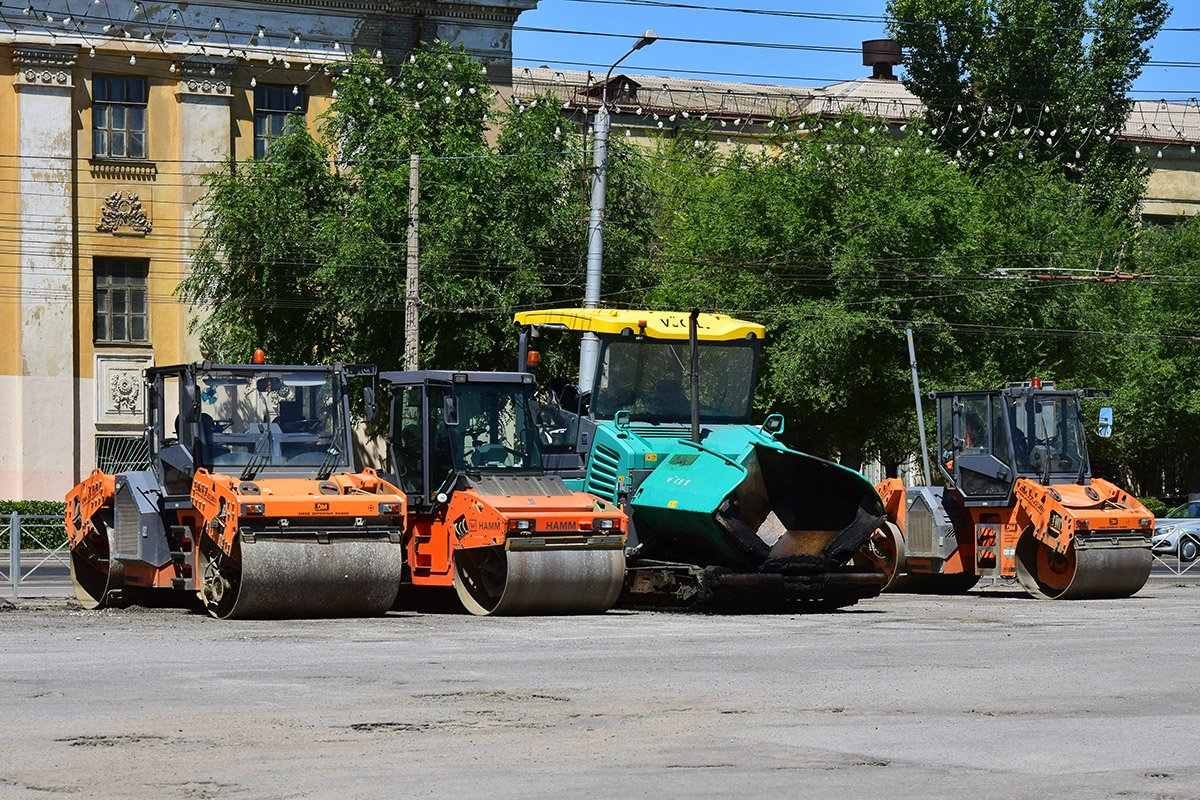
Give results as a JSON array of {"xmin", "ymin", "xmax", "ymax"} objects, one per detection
[{"xmin": 513, "ymin": 0, "xmax": 1200, "ymax": 99}]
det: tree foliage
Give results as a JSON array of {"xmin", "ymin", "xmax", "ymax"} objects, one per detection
[
  {"xmin": 887, "ymin": 0, "xmax": 1170, "ymax": 210},
  {"xmin": 181, "ymin": 42, "xmax": 653, "ymax": 372}
]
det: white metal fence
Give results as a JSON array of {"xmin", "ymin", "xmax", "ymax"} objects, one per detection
[{"xmin": 1, "ymin": 514, "xmax": 71, "ymax": 596}]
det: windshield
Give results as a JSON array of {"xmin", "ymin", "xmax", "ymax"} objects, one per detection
[
  {"xmin": 591, "ymin": 339, "xmax": 757, "ymax": 422},
  {"xmin": 433, "ymin": 384, "xmax": 543, "ymax": 473},
  {"xmin": 196, "ymin": 371, "xmax": 348, "ymax": 472},
  {"xmin": 1168, "ymin": 502, "xmax": 1200, "ymax": 519},
  {"xmin": 1007, "ymin": 394, "xmax": 1087, "ymax": 475}
]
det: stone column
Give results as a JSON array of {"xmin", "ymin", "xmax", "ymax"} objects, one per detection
[
  {"xmin": 176, "ymin": 60, "xmax": 235, "ymax": 359},
  {"xmin": 11, "ymin": 48, "xmax": 78, "ymax": 499}
]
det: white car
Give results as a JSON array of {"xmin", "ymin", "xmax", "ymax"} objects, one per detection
[{"xmin": 1152, "ymin": 500, "xmax": 1200, "ymax": 563}]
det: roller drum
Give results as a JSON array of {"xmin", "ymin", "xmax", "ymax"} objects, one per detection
[
  {"xmin": 70, "ymin": 514, "xmax": 124, "ymax": 609},
  {"xmin": 454, "ymin": 546, "xmax": 625, "ymax": 616},
  {"xmin": 209, "ymin": 538, "xmax": 405, "ymax": 619},
  {"xmin": 1016, "ymin": 534, "xmax": 1151, "ymax": 600}
]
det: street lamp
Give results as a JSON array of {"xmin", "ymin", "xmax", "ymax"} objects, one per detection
[{"xmin": 578, "ymin": 29, "xmax": 658, "ymax": 395}]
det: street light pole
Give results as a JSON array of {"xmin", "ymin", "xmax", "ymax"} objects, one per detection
[{"xmin": 578, "ymin": 29, "xmax": 658, "ymax": 395}]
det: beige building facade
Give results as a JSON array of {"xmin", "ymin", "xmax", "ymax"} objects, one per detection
[{"xmin": 0, "ymin": 0, "xmax": 535, "ymax": 501}]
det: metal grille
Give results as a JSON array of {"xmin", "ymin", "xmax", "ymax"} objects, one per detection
[
  {"xmin": 587, "ymin": 445, "xmax": 621, "ymax": 501},
  {"xmin": 113, "ymin": 484, "xmax": 140, "ymax": 561},
  {"xmin": 629, "ymin": 424, "xmax": 691, "ymax": 439},
  {"xmin": 473, "ymin": 475, "xmax": 573, "ymax": 497},
  {"xmin": 96, "ymin": 434, "xmax": 149, "ymax": 474},
  {"xmin": 906, "ymin": 494, "xmax": 937, "ymax": 555}
]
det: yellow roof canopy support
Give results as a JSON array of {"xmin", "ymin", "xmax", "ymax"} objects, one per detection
[{"xmin": 514, "ymin": 308, "xmax": 766, "ymax": 342}]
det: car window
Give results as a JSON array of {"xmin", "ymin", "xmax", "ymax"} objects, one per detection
[{"xmin": 1167, "ymin": 502, "xmax": 1200, "ymax": 519}]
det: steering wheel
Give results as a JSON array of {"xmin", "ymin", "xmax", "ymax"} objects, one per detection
[{"xmin": 471, "ymin": 443, "xmax": 518, "ymax": 468}]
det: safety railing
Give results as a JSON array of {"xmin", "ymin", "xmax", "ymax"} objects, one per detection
[
  {"xmin": 1152, "ymin": 533, "xmax": 1200, "ymax": 576},
  {"xmin": 1, "ymin": 513, "xmax": 71, "ymax": 596}
]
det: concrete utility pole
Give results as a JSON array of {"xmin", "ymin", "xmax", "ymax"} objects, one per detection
[
  {"xmin": 578, "ymin": 29, "xmax": 658, "ymax": 394},
  {"xmin": 405, "ymin": 154, "xmax": 420, "ymax": 371}
]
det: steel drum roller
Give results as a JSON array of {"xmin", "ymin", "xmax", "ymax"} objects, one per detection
[
  {"xmin": 454, "ymin": 546, "xmax": 625, "ymax": 616},
  {"xmin": 1016, "ymin": 535, "xmax": 1152, "ymax": 600},
  {"xmin": 212, "ymin": 538, "xmax": 405, "ymax": 619}
]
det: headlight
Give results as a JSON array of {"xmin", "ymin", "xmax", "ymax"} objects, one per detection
[
  {"xmin": 508, "ymin": 518, "xmax": 536, "ymax": 532},
  {"xmin": 378, "ymin": 502, "xmax": 403, "ymax": 515},
  {"xmin": 1138, "ymin": 518, "xmax": 1152, "ymax": 528},
  {"xmin": 593, "ymin": 517, "xmax": 619, "ymax": 530},
  {"xmin": 239, "ymin": 503, "xmax": 265, "ymax": 516}
]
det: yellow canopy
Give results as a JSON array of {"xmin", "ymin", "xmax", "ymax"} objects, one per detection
[{"xmin": 514, "ymin": 308, "xmax": 765, "ymax": 342}]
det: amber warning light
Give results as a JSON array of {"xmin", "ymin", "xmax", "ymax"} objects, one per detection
[
  {"xmin": 526, "ymin": 350, "xmax": 541, "ymax": 368},
  {"xmin": 253, "ymin": 349, "xmax": 266, "ymax": 364}
]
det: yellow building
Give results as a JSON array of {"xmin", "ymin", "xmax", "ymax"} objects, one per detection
[{"xmin": 0, "ymin": 0, "xmax": 535, "ymax": 500}]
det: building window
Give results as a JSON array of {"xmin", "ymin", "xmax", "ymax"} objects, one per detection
[
  {"xmin": 254, "ymin": 85, "xmax": 308, "ymax": 158},
  {"xmin": 94, "ymin": 258, "xmax": 149, "ymax": 344},
  {"xmin": 93, "ymin": 75, "xmax": 148, "ymax": 159}
]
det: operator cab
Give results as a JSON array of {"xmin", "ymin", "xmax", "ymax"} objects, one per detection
[
  {"xmin": 379, "ymin": 371, "xmax": 544, "ymax": 510},
  {"xmin": 146, "ymin": 362, "xmax": 360, "ymax": 503},
  {"xmin": 935, "ymin": 380, "xmax": 1093, "ymax": 507},
  {"xmin": 588, "ymin": 335, "xmax": 758, "ymax": 424},
  {"xmin": 515, "ymin": 310, "xmax": 763, "ymax": 473}
]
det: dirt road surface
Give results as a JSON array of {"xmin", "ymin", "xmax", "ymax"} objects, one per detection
[{"xmin": 2, "ymin": 578, "xmax": 1199, "ymax": 799}]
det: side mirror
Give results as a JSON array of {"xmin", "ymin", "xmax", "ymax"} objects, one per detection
[
  {"xmin": 1098, "ymin": 407, "xmax": 1113, "ymax": 438},
  {"xmin": 614, "ymin": 409, "xmax": 631, "ymax": 429},
  {"xmin": 363, "ymin": 387, "xmax": 378, "ymax": 424},
  {"xmin": 180, "ymin": 380, "xmax": 200, "ymax": 424},
  {"xmin": 443, "ymin": 395, "xmax": 459, "ymax": 426},
  {"xmin": 761, "ymin": 413, "xmax": 785, "ymax": 436}
]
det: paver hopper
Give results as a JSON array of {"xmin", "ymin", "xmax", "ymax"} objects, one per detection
[{"xmin": 513, "ymin": 308, "xmax": 886, "ymax": 609}]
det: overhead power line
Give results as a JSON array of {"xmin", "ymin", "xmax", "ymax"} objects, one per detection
[
  {"xmin": 554, "ymin": 0, "xmax": 1200, "ymax": 34},
  {"xmin": 515, "ymin": 24, "xmax": 1200, "ymax": 70}
]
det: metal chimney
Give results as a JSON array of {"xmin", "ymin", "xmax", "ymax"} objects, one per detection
[{"xmin": 862, "ymin": 39, "xmax": 902, "ymax": 81}]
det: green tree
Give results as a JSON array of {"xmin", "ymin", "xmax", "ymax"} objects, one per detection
[
  {"xmin": 887, "ymin": 0, "xmax": 1170, "ymax": 210},
  {"xmin": 182, "ymin": 41, "xmax": 654, "ymax": 374},
  {"xmin": 643, "ymin": 117, "xmax": 984, "ymax": 468},
  {"xmin": 179, "ymin": 124, "xmax": 344, "ymax": 363}
]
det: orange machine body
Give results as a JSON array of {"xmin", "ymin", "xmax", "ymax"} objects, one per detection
[
  {"xmin": 407, "ymin": 487, "xmax": 625, "ymax": 586},
  {"xmin": 190, "ymin": 467, "xmax": 405, "ymax": 560},
  {"xmin": 378, "ymin": 369, "xmax": 628, "ymax": 614},
  {"xmin": 66, "ymin": 466, "xmax": 405, "ymax": 595},
  {"xmin": 65, "ymin": 361, "xmax": 410, "ymax": 617},
  {"xmin": 877, "ymin": 476, "xmax": 1153, "ymax": 581},
  {"xmin": 867, "ymin": 382, "xmax": 1152, "ymax": 599}
]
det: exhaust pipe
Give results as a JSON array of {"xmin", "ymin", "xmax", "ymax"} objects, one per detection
[{"xmin": 689, "ymin": 308, "xmax": 701, "ymax": 444}]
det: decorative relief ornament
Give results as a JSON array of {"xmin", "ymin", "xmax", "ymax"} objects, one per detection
[
  {"xmin": 109, "ymin": 370, "xmax": 141, "ymax": 413},
  {"xmin": 96, "ymin": 191, "xmax": 152, "ymax": 235}
]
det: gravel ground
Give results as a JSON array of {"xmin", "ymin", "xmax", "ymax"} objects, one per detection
[{"xmin": 2, "ymin": 576, "xmax": 1199, "ymax": 800}]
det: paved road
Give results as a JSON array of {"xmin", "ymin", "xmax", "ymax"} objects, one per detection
[{"xmin": 2, "ymin": 576, "xmax": 1199, "ymax": 800}]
